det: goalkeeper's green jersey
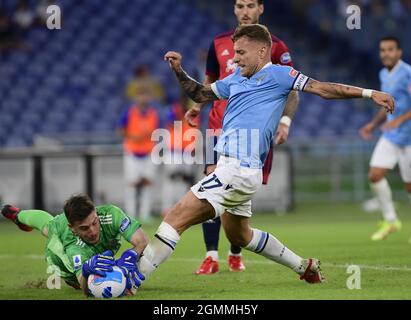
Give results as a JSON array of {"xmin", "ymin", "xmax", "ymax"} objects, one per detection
[{"xmin": 44, "ymin": 205, "xmax": 141, "ymax": 287}]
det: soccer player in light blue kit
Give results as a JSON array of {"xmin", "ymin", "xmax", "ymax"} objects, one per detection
[
  {"xmin": 359, "ymin": 36, "xmax": 411, "ymax": 241},
  {"xmin": 138, "ymin": 24, "xmax": 394, "ymax": 284}
]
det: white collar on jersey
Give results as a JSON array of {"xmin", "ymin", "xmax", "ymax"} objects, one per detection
[
  {"xmin": 387, "ymin": 59, "xmax": 403, "ymax": 75},
  {"xmin": 261, "ymin": 62, "xmax": 273, "ymax": 70}
]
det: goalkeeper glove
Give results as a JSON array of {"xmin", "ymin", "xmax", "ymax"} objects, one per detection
[
  {"xmin": 116, "ymin": 249, "xmax": 145, "ymax": 289},
  {"xmin": 82, "ymin": 250, "xmax": 115, "ymax": 278}
]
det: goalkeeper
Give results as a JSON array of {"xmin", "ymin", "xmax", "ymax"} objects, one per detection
[{"xmin": 1, "ymin": 194, "xmax": 146, "ymax": 297}]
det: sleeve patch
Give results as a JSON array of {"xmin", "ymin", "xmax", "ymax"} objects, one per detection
[
  {"xmin": 120, "ymin": 217, "xmax": 131, "ymax": 233},
  {"xmin": 73, "ymin": 255, "xmax": 82, "ymax": 271},
  {"xmin": 280, "ymin": 52, "xmax": 292, "ymax": 64},
  {"xmin": 289, "ymin": 68, "xmax": 298, "ymax": 78}
]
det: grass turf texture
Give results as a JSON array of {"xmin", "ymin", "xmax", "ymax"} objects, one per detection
[{"xmin": 0, "ymin": 202, "xmax": 410, "ymax": 300}]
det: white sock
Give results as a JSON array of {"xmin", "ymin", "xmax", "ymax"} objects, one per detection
[
  {"xmin": 245, "ymin": 228, "xmax": 304, "ymax": 274},
  {"xmin": 138, "ymin": 222, "xmax": 180, "ymax": 278},
  {"xmin": 206, "ymin": 250, "xmax": 218, "ymax": 261},
  {"xmin": 228, "ymin": 250, "xmax": 241, "ymax": 257},
  {"xmin": 370, "ymin": 179, "xmax": 397, "ymax": 222}
]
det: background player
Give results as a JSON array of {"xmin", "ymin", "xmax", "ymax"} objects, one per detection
[
  {"xmin": 137, "ymin": 24, "xmax": 394, "ymax": 286},
  {"xmin": 1, "ymin": 194, "xmax": 146, "ymax": 296},
  {"xmin": 359, "ymin": 36, "xmax": 411, "ymax": 241},
  {"xmin": 189, "ymin": 0, "xmax": 299, "ymax": 275}
]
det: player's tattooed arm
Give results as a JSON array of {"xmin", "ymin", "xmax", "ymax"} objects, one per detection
[
  {"xmin": 174, "ymin": 68, "xmax": 218, "ymax": 103},
  {"xmin": 303, "ymin": 78, "xmax": 395, "ymax": 113},
  {"xmin": 282, "ymin": 90, "xmax": 299, "ymax": 120},
  {"xmin": 165, "ymin": 51, "xmax": 218, "ymax": 103}
]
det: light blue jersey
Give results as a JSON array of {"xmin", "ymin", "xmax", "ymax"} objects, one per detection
[
  {"xmin": 380, "ymin": 60, "xmax": 411, "ymax": 146},
  {"xmin": 211, "ymin": 62, "xmax": 308, "ymax": 168}
]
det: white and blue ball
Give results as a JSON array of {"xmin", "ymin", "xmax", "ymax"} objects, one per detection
[{"xmin": 87, "ymin": 266, "xmax": 127, "ymax": 298}]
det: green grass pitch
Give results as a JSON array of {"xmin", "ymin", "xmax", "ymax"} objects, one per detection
[{"xmin": 0, "ymin": 203, "xmax": 410, "ymax": 300}]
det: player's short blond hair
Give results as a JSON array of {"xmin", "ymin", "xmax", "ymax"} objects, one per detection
[{"xmin": 232, "ymin": 24, "xmax": 272, "ymax": 49}]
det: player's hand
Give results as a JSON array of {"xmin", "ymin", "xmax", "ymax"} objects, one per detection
[
  {"xmin": 185, "ymin": 106, "xmax": 201, "ymax": 127},
  {"xmin": 371, "ymin": 91, "xmax": 395, "ymax": 114},
  {"xmin": 116, "ymin": 249, "xmax": 145, "ymax": 290},
  {"xmin": 275, "ymin": 123, "xmax": 289, "ymax": 145},
  {"xmin": 381, "ymin": 118, "xmax": 402, "ymax": 131},
  {"xmin": 164, "ymin": 51, "xmax": 182, "ymax": 71},
  {"xmin": 359, "ymin": 122, "xmax": 375, "ymax": 140},
  {"xmin": 82, "ymin": 250, "xmax": 115, "ymax": 277}
]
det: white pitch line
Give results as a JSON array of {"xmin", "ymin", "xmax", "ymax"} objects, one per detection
[
  {"xmin": 1, "ymin": 254, "xmax": 411, "ymax": 272},
  {"xmin": 168, "ymin": 258, "xmax": 411, "ymax": 272}
]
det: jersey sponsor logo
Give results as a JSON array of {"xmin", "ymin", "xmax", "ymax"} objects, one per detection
[
  {"xmin": 280, "ymin": 52, "xmax": 292, "ymax": 64},
  {"xmin": 289, "ymin": 68, "xmax": 298, "ymax": 78},
  {"xmin": 73, "ymin": 254, "xmax": 82, "ymax": 270},
  {"xmin": 120, "ymin": 217, "xmax": 131, "ymax": 233},
  {"xmin": 221, "ymin": 49, "xmax": 230, "ymax": 56},
  {"xmin": 226, "ymin": 58, "xmax": 237, "ymax": 73},
  {"xmin": 293, "ymin": 73, "xmax": 309, "ymax": 91}
]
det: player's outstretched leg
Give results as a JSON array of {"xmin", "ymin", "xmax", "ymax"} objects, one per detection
[
  {"xmin": 221, "ymin": 213, "xmax": 325, "ymax": 284},
  {"xmin": 1, "ymin": 205, "xmax": 53, "ymax": 236},
  {"xmin": 196, "ymin": 219, "xmax": 221, "ymax": 275},
  {"xmin": 1, "ymin": 205, "xmax": 33, "ymax": 231},
  {"xmin": 138, "ymin": 191, "xmax": 215, "ymax": 279}
]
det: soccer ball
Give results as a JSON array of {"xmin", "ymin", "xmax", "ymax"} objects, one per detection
[{"xmin": 87, "ymin": 266, "xmax": 127, "ymax": 298}]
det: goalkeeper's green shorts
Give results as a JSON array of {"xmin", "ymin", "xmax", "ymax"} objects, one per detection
[{"xmin": 44, "ymin": 221, "xmax": 80, "ymax": 288}]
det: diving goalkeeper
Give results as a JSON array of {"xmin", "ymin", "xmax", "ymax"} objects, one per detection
[{"xmin": 1, "ymin": 194, "xmax": 147, "ymax": 297}]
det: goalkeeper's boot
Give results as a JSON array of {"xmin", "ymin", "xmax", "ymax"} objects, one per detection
[
  {"xmin": 195, "ymin": 256, "xmax": 219, "ymax": 275},
  {"xmin": 1, "ymin": 205, "xmax": 33, "ymax": 232},
  {"xmin": 228, "ymin": 254, "xmax": 245, "ymax": 272},
  {"xmin": 371, "ymin": 220, "xmax": 402, "ymax": 241},
  {"xmin": 300, "ymin": 258, "xmax": 325, "ymax": 284}
]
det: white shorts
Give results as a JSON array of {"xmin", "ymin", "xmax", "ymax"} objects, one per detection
[
  {"xmin": 191, "ymin": 156, "xmax": 262, "ymax": 218},
  {"xmin": 370, "ymin": 137, "xmax": 411, "ymax": 183},
  {"xmin": 123, "ymin": 152, "xmax": 155, "ymax": 184}
]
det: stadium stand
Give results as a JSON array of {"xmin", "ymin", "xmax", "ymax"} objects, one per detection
[{"xmin": 0, "ymin": 0, "xmax": 410, "ymax": 147}]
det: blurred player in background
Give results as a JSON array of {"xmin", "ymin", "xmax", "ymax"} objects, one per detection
[
  {"xmin": 117, "ymin": 85, "xmax": 159, "ymax": 224},
  {"xmin": 189, "ymin": 0, "xmax": 299, "ymax": 275},
  {"xmin": 161, "ymin": 93, "xmax": 199, "ymax": 216},
  {"xmin": 359, "ymin": 36, "xmax": 411, "ymax": 241},
  {"xmin": 137, "ymin": 24, "xmax": 394, "ymax": 285},
  {"xmin": 1, "ymin": 194, "xmax": 146, "ymax": 296}
]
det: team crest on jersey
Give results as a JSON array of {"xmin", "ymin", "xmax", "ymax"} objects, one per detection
[
  {"xmin": 221, "ymin": 49, "xmax": 230, "ymax": 56},
  {"xmin": 120, "ymin": 217, "xmax": 131, "ymax": 233},
  {"xmin": 280, "ymin": 52, "xmax": 292, "ymax": 64},
  {"xmin": 73, "ymin": 255, "xmax": 82, "ymax": 270},
  {"xmin": 289, "ymin": 68, "xmax": 298, "ymax": 78},
  {"xmin": 226, "ymin": 59, "xmax": 237, "ymax": 73}
]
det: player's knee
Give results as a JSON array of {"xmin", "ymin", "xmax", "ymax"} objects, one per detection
[{"xmin": 368, "ymin": 170, "xmax": 385, "ymax": 183}]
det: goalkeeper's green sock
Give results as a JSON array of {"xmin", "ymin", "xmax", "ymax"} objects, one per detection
[{"xmin": 18, "ymin": 210, "xmax": 54, "ymax": 234}]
